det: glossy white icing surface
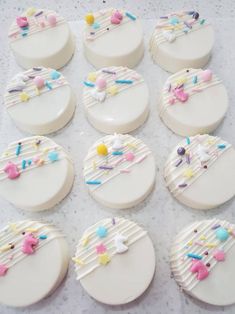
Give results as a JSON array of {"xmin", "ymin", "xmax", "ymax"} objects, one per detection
[
  {"xmin": 9, "ymin": 9, "xmax": 75, "ymax": 69},
  {"xmin": 164, "ymin": 134, "xmax": 235, "ymax": 209},
  {"xmin": 150, "ymin": 11, "xmax": 214, "ymax": 73},
  {"xmin": 74, "ymin": 217, "xmax": 155, "ymax": 305},
  {"xmin": 0, "ymin": 220, "xmax": 69, "ymax": 307},
  {"xmin": 83, "ymin": 134, "xmax": 155, "ymax": 209},
  {"xmin": 159, "ymin": 68, "xmax": 228, "ymax": 136},
  {"xmin": 171, "ymin": 219, "xmax": 235, "ymax": 305},
  {"xmin": 0, "ymin": 136, "xmax": 74, "ymax": 211},
  {"xmin": 83, "ymin": 8, "xmax": 144, "ymax": 68},
  {"xmin": 83, "ymin": 66, "xmax": 149, "ymax": 134},
  {"xmin": 4, "ymin": 67, "xmax": 76, "ymax": 135}
]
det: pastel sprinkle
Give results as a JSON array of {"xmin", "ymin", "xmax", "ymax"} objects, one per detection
[
  {"xmin": 96, "ymin": 243, "xmax": 107, "ymax": 254},
  {"xmin": 96, "ymin": 226, "xmax": 108, "ymax": 238},
  {"xmin": 200, "ymin": 19, "xmax": 206, "ymax": 25},
  {"xmin": 82, "ymin": 236, "xmax": 90, "ymax": 246},
  {"xmin": 16, "ymin": 143, "xmax": 22, "ymax": 156},
  {"xmin": 213, "ymin": 249, "xmax": 225, "ymax": 261},
  {"xmin": 178, "ymin": 183, "xmax": 187, "ymax": 188},
  {"xmin": 45, "ymin": 80, "xmax": 52, "ymax": 90},
  {"xmin": 107, "ymin": 85, "xmax": 119, "ymax": 95},
  {"xmin": 185, "ymin": 154, "xmax": 191, "ymax": 164},
  {"xmin": 92, "ymin": 22, "xmax": 100, "ymax": 29},
  {"xmin": 87, "ymin": 72, "xmax": 97, "ymax": 82},
  {"xmin": 112, "ymin": 151, "xmax": 123, "ymax": 155},
  {"xmin": 0, "ymin": 264, "xmax": 8, "ymax": 276},
  {"xmin": 205, "ymin": 243, "xmax": 217, "ymax": 248},
  {"xmin": 186, "ymin": 137, "xmax": 191, "ymax": 145},
  {"xmin": 217, "ymin": 144, "xmax": 226, "ymax": 149},
  {"xmin": 21, "ymin": 159, "xmax": 27, "ymax": 170},
  {"xmin": 199, "ymin": 235, "xmax": 207, "ymax": 240},
  {"xmin": 99, "ymin": 166, "xmax": 113, "ymax": 170},
  {"xmin": 175, "ymin": 159, "xmax": 183, "ymax": 167},
  {"xmin": 84, "ymin": 81, "xmax": 95, "ymax": 87},
  {"xmin": 72, "ymin": 257, "xmax": 84, "ymax": 266},
  {"xmin": 211, "ymin": 224, "xmax": 221, "ymax": 230},
  {"xmin": 48, "ymin": 151, "xmax": 59, "ymax": 162},
  {"xmin": 120, "ymin": 169, "xmax": 131, "ymax": 173},
  {"xmin": 136, "ymin": 154, "xmax": 147, "ymax": 163},
  {"xmin": 86, "ymin": 180, "xmax": 101, "ymax": 185},
  {"xmin": 115, "ymin": 80, "xmax": 133, "ymax": 84},
  {"xmin": 39, "ymin": 234, "xmax": 47, "ymax": 240},
  {"xmin": 50, "ymin": 70, "xmax": 61, "ymax": 80},
  {"xmin": 112, "ymin": 218, "xmax": 116, "ymax": 225},
  {"xmin": 20, "ymin": 92, "xmax": 30, "ymax": 102},
  {"xmin": 187, "ymin": 253, "xmax": 203, "ymax": 260},
  {"xmin": 98, "ymin": 253, "xmax": 110, "ymax": 265},
  {"xmin": 192, "ymin": 76, "xmax": 198, "ymax": 84},
  {"xmin": 125, "ymin": 12, "xmax": 136, "ymax": 21}
]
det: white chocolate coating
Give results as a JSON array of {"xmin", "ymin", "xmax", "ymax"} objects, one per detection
[
  {"xmin": 83, "ymin": 134, "xmax": 155, "ymax": 209},
  {"xmin": 0, "ymin": 220, "xmax": 69, "ymax": 307},
  {"xmin": 159, "ymin": 69, "xmax": 228, "ymax": 136},
  {"xmin": 9, "ymin": 9, "xmax": 75, "ymax": 69},
  {"xmin": 171, "ymin": 219, "xmax": 235, "ymax": 306},
  {"xmin": 4, "ymin": 67, "xmax": 76, "ymax": 135},
  {"xmin": 164, "ymin": 134, "xmax": 235, "ymax": 209},
  {"xmin": 83, "ymin": 8, "xmax": 144, "ymax": 68},
  {"xmin": 0, "ymin": 136, "xmax": 74, "ymax": 211},
  {"xmin": 74, "ymin": 217, "xmax": 155, "ymax": 305},
  {"xmin": 83, "ymin": 67, "xmax": 149, "ymax": 134},
  {"xmin": 150, "ymin": 11, "xmax": 214, "ymax": 73}
]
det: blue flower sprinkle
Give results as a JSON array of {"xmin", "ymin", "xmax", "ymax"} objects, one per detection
[
  {"xmin": 48, "ymin": 151, "xmax": 59, "ymax": 162},
  {"xmin": 96, "ymin": 226, "xmax": 108, "ymax": 238},
  {"xmin": 50, "ymin": 70, "xmax": 61, "ymax": 80}
]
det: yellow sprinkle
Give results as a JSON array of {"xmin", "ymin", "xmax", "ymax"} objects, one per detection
[
  {"xmin": 43, "ymin": 148, "xmax": 50, "ymax": 154},
  {"xmin": 25, "ymin": 228, "xmax": 38, "ymax": 233},
  {"xmin": 205, "ymin": 243, "xmax": 217, "ymax": 248},
  {"xmin": 228, "ymin": 228, "xmax": 233, "ymax": 234},
  {"xmin": 8, "ymin": 223, "xmax": 19, "ymax": 234},
  {"xmin": 2, "ymin": 151, "xmax": 10, "ymax": 157},
  {"xmin": 20, "ymin": 92, "xmax": 30, "ymax": 102},
  {"xmin": 26, "ymin": 7, "xmax": 36, "ymax": 16},
  {"xmin": 35, "ymin": 87, "xmax": 40, "ymax": 96},
  {"xmin": 175, "ymin": 77, "xmax": 187, "ymax": 85},
  {"xmin": 126, "ymin": 143, "xmax": 137, "ymax": 150},
  {"xmin": 107, "ymin": 85, "xmax": 119, "ymax": 96},
  {"xmin": 200, "ymin": 235, "xmax": 207, "ymax": 241},
  {"xmin": 187, "ymin": 240, "xmax": 193, "ymax": 246},
  {"xmin": 98, "ymin": 253, "xmax": 110, "ymax": 265},
  {"xmin": 207, "ymin": 139, "xmax": 216, "ymax": 145},
  {"xmin": 82, "ymin": 236, "xmax": 90, "ymax": 246},
  {"xmin": 183, "ymin": 168, "xmax": 194, "ymax": 179},
  {"xmin": 0, "ymin": 244, "xmax": 12, "ymax": 252},
  {"xmin": 93, "ymin": 160, "xmax": 97, "ymax": 170},
  {"xmin": 72, "ymin": 257, "xmax": 85, "ymax": 266},
  {"xmin": 87, "ymin": 72, "xmax": 97, "ymax": 82}
]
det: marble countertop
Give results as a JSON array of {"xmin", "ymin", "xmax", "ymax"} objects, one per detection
[{"xmin": 1, "ymin": 1, "xmax": 235, "ymax": 314}]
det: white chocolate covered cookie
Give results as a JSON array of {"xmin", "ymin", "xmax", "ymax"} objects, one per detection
[
  {"xmin": 0, "ymin": 220, "xmax": 69, "ymax": 307},
  {"xmin": 159, "ymin": 68, "xmax": 228, "ymax": 136},
  {"xmin": 164, "ymin": 134, "xmax": 235, "ymax": 209},
  {"xmin": 0, "ymin": 136, "xmax": 74, "ymax": 211},
  {"xmin": 4, "ymin": 67, "xmax": 76, "ymax": 135},
  {"xmin": 83, "ymin": 67, "xmax": 149, "ymax": 134},
  {"xmin": 171, "ymin": 219, "xmax": 235, "ymax": 306},
  {"xmin": 9, "ymin": 8, "xmax": 75, "ymax": 69},
  {"xmin": 83, "ymin": 134, "xmax": 155, "ymax": 209},
  {"xmin": 83, "ymin": 9, "xmax": 144, "ymax": 68},
  {"xmin": 73, "ymin": 217, "xmax": 155, "ymax": 305},
  {"xmin": 150, "ymin": 11, "xmax": 214, "ymax": 73}
]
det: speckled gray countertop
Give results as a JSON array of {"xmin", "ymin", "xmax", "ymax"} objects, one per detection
[{"xmin": 1, "ymin": 1, "xmax": 235, "ymax": 313}]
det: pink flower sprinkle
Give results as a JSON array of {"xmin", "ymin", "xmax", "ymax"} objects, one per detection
[
  {"xmin": 124, "ymin": 152, "xmax": 135, "ymax": 162},
  {"xmin": 0, "ymin": 264, "xmax": 8, "ymax": 276},
  {"xmin": 213, "ymin": 249, "xmax": 225, "ymax": 261},
  {"xmin": 190, "ymin": 260, "xmax": 209, "ymax": 281},
  {"xmin": 96, "ymin": 243, "xmax": 107, "ymax": 254}
]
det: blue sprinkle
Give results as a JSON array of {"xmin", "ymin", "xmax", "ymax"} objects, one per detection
[
  {"xmin": 21, "ymin": 160, "xmax": 27, "ymax": 170},
  {"xmin": 27, "ymin": 159, "xmax": 32, "ymax": 166},
  {"xmin": 86, "ymin": 180, "xmax": 101, "ymax": 185},
  {"xmin": 21, "ymin": 26, "xmax": 29, "ymax": 30},
  {"xmin": 39, "ymin": 234, "xmax": 47, "ymax": 240},
  {"xmin": 217, "ymin": 144, "xmax": 226, "ymax": 149},
  {"xmin": 187, "ymin": 253, "xmax": 203, "ymax": 260},
  {"xmin": 115, "ymin": 80, "xmax": 133, "ymax": 84},
  {"xmin": 125, "ymin": 12, "xmax": 136, "ymax": 21},
  {"xmin": 84, "ymin": 81, "xmax": 95, "ymax": 87},
  {"xmin": 169, "ymin": 17, "xmax": 179, "ymax": 25},
  {"xmin": 192, "ymin": 76, "xmax": 198, "ymax": 84},
  {"xmin": 21, "ymin": 31, "xmax": 28, "ymax": 37},
  {"xmin": 112, "ymin": 151, "xmax": 123, "ymax": 155},
  {"xmin": 92, "ymin": 22, "xmax": 100, "ymax": 29},
  {"xmin": 96, "ymin": 226, "xmax": 108, "ymax": 238},
  {"xmin": 48, "ymin": 151, "xmax": 59, "ymax": 162},
  {"xmin": 45, "ymin": 80, "xmax": 52, "ymax": 90},
  {"xmin": 186, "ymin": 137, "xmax": 191, "ymax": 145},
  {"xmin": 16, "ymin": 143, "xmax": 21, "ymax": 156},
  {"xmin": 50, "ymin": 70, "xmax": 61, "ymax": 80},
  {"xmin": 200, "ymin": 19, "xmax": 206, "ymax": 25},
  {"xmin": 183, "ymin": 28, "xmax": 189, "ymax": 34}
]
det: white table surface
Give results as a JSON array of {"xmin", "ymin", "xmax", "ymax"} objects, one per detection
[{"xmin": 0, "ymin": 1, "xmax": 235, "ymax": 313}]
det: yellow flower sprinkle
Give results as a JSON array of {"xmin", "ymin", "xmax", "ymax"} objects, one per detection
[
  {"xmin": 72, "ymin": 257, "xmax": 85, "ymax": 266},
  {"xmin": 25, "ymin": 227, "xmax": 38, "ymax": 233},
  {"xmin": 107, "ymin": 85, "xmax": 119, "ymax": 96},
  {"xmin": 183, "ymin": 168, "xmax": 194, "ymax": 179},
  {"xmin": 175, "ymin": 76, "xmax": 187, "ymax": 85},
  {"xmin": 98, "ymin": 253, "xmax": 110, "ymax": 265},
  {"xmin": 200, "ymin": 235, "xmax": 207, "ymax": 241},
  {"xmin": 26, "ymin": 7, "xmax": 36, "ymax": 16},
  {"xmin": 187, "ymin": 240, "xmax": 193, "ymax": 246},
  {"xmin": 87, "ymin": 72, "xmax": 97, "ymax": 82},
  {"xmin": 20, "ymin": 92, "xmax": 30, "ymax": 102},
  {"xmin": 82, "ymin": 236, "xmax": 90, "ymax": 247}
]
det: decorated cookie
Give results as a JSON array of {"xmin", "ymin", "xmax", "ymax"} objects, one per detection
[
  {"xmin": 0, "ymin": 220, "xmax": 69, "ymax": 307},
  {"xmin": 164, "ymin": 134, "xmax": 235, "ymax": 209},
  {"xmin": 83, "ymin": 134, "xmax": 155, "ymax": 209},
  {"xmin": 150, "ymin": 11, "xmax": 214, "ymax": 73},
  {"xmin": 9, "ymin": 8, "xmax": 75, "ymax": 69},
  {"xmin": 171, "ymin": 219, "xmax": 235, "ymax": 305},
  {"xmin": 0, "ymin": 136, "xmax": 74, "ymax": 211},
  {"xmin": 73, "ymin": 217, "xmax": 155, "ymax": 305},
  {"xmin": 83, "ymin": 8, "xmax": 144, "ymax": 68},
  {"xmin": 159, "ymin": 68, "xmax": 228, "ymax": 136},
  {"xmin": 4, "ymin": 67, "xmax": 76, "ymax": 135},
  {"xmin": 83, "ymin": 66, "xmax": 149, "ymax": 133}
]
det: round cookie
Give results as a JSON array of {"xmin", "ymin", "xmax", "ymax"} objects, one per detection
[
  {"xmin": 83, "ymin": 8, "xmax": 144, "ymax": 68},
  {"xmin": 171, "ymin": 219, "xmax": 235, "ymax": 306},
  {"xmin": 83, "ymin": 134, "xmax": 155, "ymax": 209},
  {"xmin": 4, "ymin": 67, "xmax": 76, "ymax": 135},
  {"xmin": 150, "ymin": 11, "xmax": 214, "ymax": 73},
  {"xmin": 0, "ymin": 136, "xmax": 74, "ymax": 211},
  {"xmin": 83, "ymin": 67, "xmax": 149, "ymax": 134},
  {"xmin": 8, "ymin": 8, "xmax": 75, "ymax": 69},
  {"xmin": 0, "ymin": 220, "xmax": 69, "ymax": 307},
  {"xmin": 73, "ymin": 217, "xmax": 155, "ymax": 305},
  {"xmin": 164, "ymin": 134, "xmax": 235, "ymax": 209},
  {"xmin": 159, "ymin": 68, "xmax": 228, "ymax": 136}
]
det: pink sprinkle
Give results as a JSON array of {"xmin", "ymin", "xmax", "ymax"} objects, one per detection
[
  {"xmin": 120, "ymin": 169, "xmax": 131, "ymax": 173},
  {"xmin": 169, "ymin": 98, "xmax": 175, "ymax": 105},
  {"xmin": 0, "ymin": 264, "xmax": 8, "ymax": 276},
  {"xmin": 192, "ymin": 87, "xmax": 203, "ymax": 92},
  {"xmin": 113, "ymin": 158, "xmax": 124, "ymax": 167},
  {"xmin": 113, "ymin": 10, "xmax": 123, "ymax": 20},
  {"xmin": 16, "ymin": 16, "xmax": 28, "ymax": 28},
  {"xmin": 136, "ymin": 154, "xmax": 147, "ymax": 163},
  {"xmin": 213, "ymin": 249, "xmax": 225, "ymax": 261},
  {"xmin": 96, "ymin": 243, "xmax": 107, "ymax": 254},
  {"xmin": 4, "ymin": 162, "xmax": 20, "ymax": 180},
  {"xmin": 124, "ymin": 152, "xmax": 135, "ymax": 162},
  {"xmin": 195, "ymin": 241, "xmax": 204, "ymax": 246},
  {"xmin": 190, "ymin": 260, "xmax": 209, "ymax": 280},
  {"xmin": 21, "ymin": 233, "xmax": 39, "ymax": 255},
  {"xmin": 40, "ymin": 21, "xmax": 45, "ymax": 28}
]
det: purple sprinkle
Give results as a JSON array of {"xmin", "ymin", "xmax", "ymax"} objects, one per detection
[
  {"xmin": 179, "ymin": 183, "xmax": 187, "ymax": 188},
  {"xmin": 35, "ymin": 11, "xmax": 43, "ymax": 17},
  {"xmin": 186, "ymin": 154, "xmax": 191, "ymax": 164},
  {"xmin": 28, "ymin": 75, "xmax": 35, "ymax": 79},
  {"xmin": 112, "ymin": 218, "xmax": 116, "ymax": 225},
  {"xmin": 33, "ymin": 67, "xmax": 42, "ymax": 71},
  {"xmin": 167, "ymin": 83, "xmax": 171, "ymax": 92},
  {"xmin": 212, "ymin": 224, "xmax": 221, "ymax": 230},
  {"xmin": 90, "ymin": 32, "xmax": 95, "ymax": 35},
  {"xmin": 184, "ymin": 21, "xmax": 192, "ymax": 29},
  {"xmin": 160, "ymin": 16, "xmax": 168, "ymax": 19},
  {"xmin": 175, "ymin": 159, "xmax": 183, "ymax": 167},
  {"xmin": 177, "ymin": 84, "xmax": 184, "ymax": 89},
  {"xmin": 99, "ymin": 166, "xmax": 113, "ymax": 170},
  {"xmin": 8, "ymin": 87, "xmax": 23, "ymax": 93},
  {"xmin": 102, "ymin": 70, "xmax": 116, "ymax": 75}
]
